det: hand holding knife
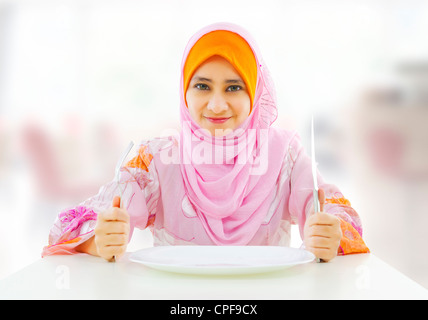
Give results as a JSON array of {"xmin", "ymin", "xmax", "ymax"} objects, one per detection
[{"xmin": 306, "ymin": 116, "xmax": 342, "ymax": 263}]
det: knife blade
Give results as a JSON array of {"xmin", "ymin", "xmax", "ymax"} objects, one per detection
[
  {"xmin": 311, "ymin": 115, "xmax": 320, "ymax": 214},
  {"xmin": 311, "ymin": 116, "xmax": 322, "ymax": 263}
]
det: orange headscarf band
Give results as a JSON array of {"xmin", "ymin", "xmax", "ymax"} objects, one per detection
[{"xmin": 183, "ymin": 30, "xmax": 258, "ymax": 108}]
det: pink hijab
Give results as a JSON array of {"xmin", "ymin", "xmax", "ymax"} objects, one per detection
[{"xmin": 179, "ymin": 22, "xmax": 286, "ymax": 245}]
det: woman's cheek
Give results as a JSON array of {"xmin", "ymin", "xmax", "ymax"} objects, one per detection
[
  {"xmin": 232, "ymin": 98, "xmax": 251, "ymax": 122},
  {"xmin": 187, "ymin": 96, "xmax": 204, "ymax": 121}
]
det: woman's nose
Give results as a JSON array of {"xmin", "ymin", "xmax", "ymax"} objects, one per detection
[{"xmin": 206, "ymin": 93, "xmax": 228, "ymax": 114}]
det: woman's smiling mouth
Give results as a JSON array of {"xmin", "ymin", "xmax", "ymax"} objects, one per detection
[{"xmin": 204, "ymin": 116, "xmax": 232, "ymax": 124}]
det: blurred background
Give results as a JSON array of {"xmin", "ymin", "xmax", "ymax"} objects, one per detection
[{"xmin": 1, "ymin": 0, "xmax": 427, "ymax": 289}]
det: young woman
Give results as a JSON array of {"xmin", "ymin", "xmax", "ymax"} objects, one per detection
[{"xmin": 42, "ymin": 22, "xmax": 369, "ymax": 262}]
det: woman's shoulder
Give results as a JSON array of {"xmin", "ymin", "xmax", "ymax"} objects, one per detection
[
  {"xmin": 139, "ymin": 135, "xmax": 179, "ymax": 154},
  {"xmin": 124, "ymin": 135, "xmax": 180, "ymax": 176},
  {"xmin": 134, "ymin": 134, "xmax": 180, "ymax": 168},
  {"xmin": 269, "ymin": 126, "xmax": 301, "ymax": 146}
]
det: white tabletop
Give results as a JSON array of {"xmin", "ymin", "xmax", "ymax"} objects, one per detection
[{"xmin": 1, "ymin": 252, "xmax": 427, "ymax": 300}]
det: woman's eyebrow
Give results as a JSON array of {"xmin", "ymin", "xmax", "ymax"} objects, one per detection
[
  {"xmin": 191, "ymin": 77, "xmax": 244, "ymax": 84},
  {"xmin": 225, "ymin": 79, "xmax": 245, "ymax": 85},
  {"xmin": 192, "ymin": 76, "xmax": 212, "ymax": 83}
]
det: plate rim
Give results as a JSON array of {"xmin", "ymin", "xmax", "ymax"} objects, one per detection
[{"xmin": 129, "ymin": 246, "xmax": 315, "ymax": 274}]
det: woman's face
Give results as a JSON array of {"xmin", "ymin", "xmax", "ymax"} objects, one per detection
[{"xmin": 185, "ymin": 56, "xmax": 251, "ymax": 136}]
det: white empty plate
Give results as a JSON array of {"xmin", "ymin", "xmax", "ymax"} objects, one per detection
[{"xmin": 129, "ymin": 246, "xmax": 315, "ymax": 275}]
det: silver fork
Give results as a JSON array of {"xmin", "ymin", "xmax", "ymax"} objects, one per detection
[
  {"xmin": 110, "ymin": 141, "xmax": 134, "ymax": 262},
  {"xmin": 114, "ymin": 141, "xmax": 134, "ymax": 208}
]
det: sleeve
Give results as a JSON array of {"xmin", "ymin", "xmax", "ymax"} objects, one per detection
[
  {"xmin": 288, "ymin": 134, "xmax": 369, "ymax": 256},
  {"xmin": 41, "ymin": 143, "xmax": 160, "ymax": 257}
]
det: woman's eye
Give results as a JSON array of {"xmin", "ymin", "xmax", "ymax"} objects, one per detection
[
  {"xmin": 227, "ymin": 85, "xmax": 242, "ymax": 92},
  {"xmin": 195, "ymin": 83, "xmax": 209, "ymax": 90}
]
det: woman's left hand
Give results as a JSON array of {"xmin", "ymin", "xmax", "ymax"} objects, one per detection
[{"xmin": 303, "ymin": 189, "xmax": 342, "ymax": 262}]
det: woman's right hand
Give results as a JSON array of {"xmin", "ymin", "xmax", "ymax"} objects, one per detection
[{"xmin": 94, "ymin": 196, "xmax": 130, "ymax": 261}]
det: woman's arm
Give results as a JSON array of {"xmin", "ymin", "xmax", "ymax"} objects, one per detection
[
  {"xmin": 288, "ymin": 135, "xmax": 369, "ymax": 259},
  {"xmin": 42, "ymin": 143, "xmax": 159, "ymax": 258}
]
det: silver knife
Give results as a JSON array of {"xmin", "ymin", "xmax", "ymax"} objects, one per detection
[
  {"xmin": 311, "ymin": 116, "xmax": 320, "ymax": 215},
  {"xmin": 311, "ymin": 116, "xmax": 322, "ymax": 263}
]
